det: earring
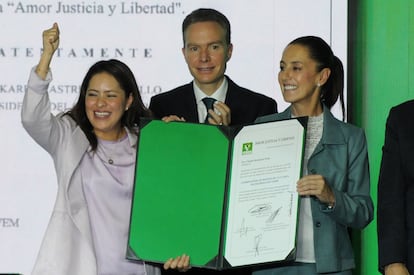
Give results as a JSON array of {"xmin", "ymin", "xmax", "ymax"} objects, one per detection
[{"xmin": 317, "ymin": 83, "xmax": 321, "ymax": 87}]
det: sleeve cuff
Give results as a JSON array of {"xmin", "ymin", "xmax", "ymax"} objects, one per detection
[{"xmin": 28, "ymin": 66, "xmax": 53, "ymax": 94}]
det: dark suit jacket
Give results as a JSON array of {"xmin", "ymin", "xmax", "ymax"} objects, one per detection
[
  {"xmin": 149, "ymin": 76, "xmax": 277, "ymax": 125},
  {"xmin": 378, "ymin": 100, "xmax": 414, "ymax": 274}
]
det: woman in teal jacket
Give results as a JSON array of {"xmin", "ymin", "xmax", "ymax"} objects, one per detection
[{"xmin": 253, "ymin": 36, "xmax": 373, "ymax": 275}]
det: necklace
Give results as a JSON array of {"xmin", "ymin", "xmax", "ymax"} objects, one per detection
[
  {"xmin": 98, "ymin": 140, "xmax": 116, "ymax": 165},
  {"xmin": 97, "ymin": 131, "xmax": 128, "ymax": 165},
  {"xmin": 108, "ymin": 157, "xmax": 114, "ymax": 165}
]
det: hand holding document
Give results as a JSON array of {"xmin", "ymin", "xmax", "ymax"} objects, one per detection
[
  {"xmin": 225, "ymin": 119, "xmax": 305, "ymax": 266},
  {"xmin": 127, "ymin": 118, "xmax": 306, "ymax": 270}
]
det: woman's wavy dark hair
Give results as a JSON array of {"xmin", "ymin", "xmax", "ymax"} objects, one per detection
[
  {"xmin": 65, "ymin": 59, "xmax": 152, "ymax": 150},
  {"xmin": 289, "ymin": 36, "xmax": 345, "ymax": 120}
]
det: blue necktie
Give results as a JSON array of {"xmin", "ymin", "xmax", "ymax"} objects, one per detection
[{"xmin": 202, "ymin": 97, "xmax": 216, "ymax": 124}]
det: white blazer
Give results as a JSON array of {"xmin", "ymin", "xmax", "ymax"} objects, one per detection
[{"xmin": 22, "ymin": 68, "xmax": 161, "ymax": 275}]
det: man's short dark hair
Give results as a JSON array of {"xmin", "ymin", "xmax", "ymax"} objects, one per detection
[{"xmin": 182, "ymin": 8, "xmax": 231, "ymax": 46}]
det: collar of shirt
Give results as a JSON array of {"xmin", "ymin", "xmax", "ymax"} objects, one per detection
[
  {"xmin": 86, "ymin": 126, "xmax": 137, "ymax": 156},
  {"xmin": 193, "ymin": 77, "xmax": 228, "ymax": 123}
]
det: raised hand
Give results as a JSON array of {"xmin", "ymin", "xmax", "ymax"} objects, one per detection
[
  {"xmin": 36, "ymin": 22, "xmax": 60, "ymax": 80},
  {"xmin": 42, "ymin": 22, "xmax": 60, "ymax": 55}
]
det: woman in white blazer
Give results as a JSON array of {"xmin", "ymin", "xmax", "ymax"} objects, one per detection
[{"xmin": 22, "ymin": 23, "xmax": 161, "ymax": 275}]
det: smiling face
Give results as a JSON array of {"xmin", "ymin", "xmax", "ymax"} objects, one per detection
[
  {"xmin": 182, "ymin": 21, "xmax": 233, "ymax": 95},
  {"xmin": 278, "ymin": 44, "xmax": 330, "ymax": 116},
  {"xmin": 85, "ymin": 72, "xmax": 133, "ymax": 141}
]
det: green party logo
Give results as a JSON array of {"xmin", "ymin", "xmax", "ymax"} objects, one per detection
[{"xmin": 242, "ymin": 142, "xmax": 253, "ymax": 154}]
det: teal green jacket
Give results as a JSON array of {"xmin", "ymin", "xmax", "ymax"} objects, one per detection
[{"xmin": 255, "ymin": 106, "xmax": 374, "ymax": 273}]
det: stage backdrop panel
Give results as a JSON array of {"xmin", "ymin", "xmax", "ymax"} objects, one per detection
[{"xmin": 0, "ymin": 1, "xmax": 347, "ymax": 273}]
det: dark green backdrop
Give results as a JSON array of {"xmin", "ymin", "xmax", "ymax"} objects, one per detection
[{"xmin": 350, "ymin": 1, "xmax": 414, "ymax": 274}]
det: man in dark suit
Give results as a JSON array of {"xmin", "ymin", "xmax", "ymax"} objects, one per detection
[
  {"xmin": 378, "ymin": 100, "xmax": 414, "ymax": 275},
  {"xmin": 149, "ymin": 8, "xmax": 277, "ymax": 126},
  {"xmin": 153, "ymin": 8, "xmax": 277, "ymax": 275}
]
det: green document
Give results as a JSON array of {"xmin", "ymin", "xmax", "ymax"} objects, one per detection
[{"xmin": 128, "ymin": 118, "xmax": 306, "ymax": 270}]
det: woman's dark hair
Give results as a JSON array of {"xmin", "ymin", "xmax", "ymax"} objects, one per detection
[
  {"xmin": 182, "ymin": 8, "xmax": 231, "ymax": 46},
  {"xmin": 65, "ymin": 59, "xmax": 152, "ymax": 150},
  {"xmin": 289, "ymin": 36, "xmax": 345, "ymax": 119}
]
